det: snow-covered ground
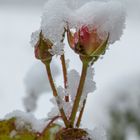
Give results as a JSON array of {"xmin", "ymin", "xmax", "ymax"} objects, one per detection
[{"xmin": 0, "ymin": 1, "xmax": 140, "ymax": 138}]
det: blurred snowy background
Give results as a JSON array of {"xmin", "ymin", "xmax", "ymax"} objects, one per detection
[{"xmin": 0, "ymin": 0, "xmax": 140, "ymax": 139}]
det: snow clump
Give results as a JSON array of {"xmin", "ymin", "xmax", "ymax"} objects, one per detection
[{"xmin": 31, "ymin": 0, "xmax": 126, "ymax": 55}]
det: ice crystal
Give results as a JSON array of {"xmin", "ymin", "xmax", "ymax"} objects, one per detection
[
  {"xmin": 31, "ymin": 0, "xmax": 126, "ymax": 54},
  {"xmin": 69, "ymin": 0, "xmax": 126, "ymax": 44},
  {"xmin": 67, "ymin": 67, "xmax": 96, "ymax": 111}
]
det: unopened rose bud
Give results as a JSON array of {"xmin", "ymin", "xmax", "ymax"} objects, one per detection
[
  {"xmin": 67, "ymin": 25, "xmax": 109, "ymax": 63},
  {"xmin": 34, "ymin": 31, "xmax": 53, "ymax": 64}
]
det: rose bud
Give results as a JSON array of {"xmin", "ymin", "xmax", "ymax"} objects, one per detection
[
  {"xmin": 34, "ymin": 31, "xmax": 53, "ymax": 64},
  {"xmin": 67, "ymin": 25, "xmax": 109, "ymax": 62}
]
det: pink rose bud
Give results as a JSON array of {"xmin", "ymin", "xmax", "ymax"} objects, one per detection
[{"xmin": 67, "ymin": 25, "xmax": 109, "ymax": 59}]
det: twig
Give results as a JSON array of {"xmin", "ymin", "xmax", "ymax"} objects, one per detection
[
  {"xmin": 76, "ymin": 99, "xmax": 86, "ymax": 128},
  {"xmin": 45, "ymin": 63, "xmax": 69, "ymax": 127},
  {"xmin": 60, "ymin": 54, "xmax": 69, "ymax": 102},
  {"xmin": 69, "ymin": 62, "xmax": 88, "ymax": 127}
]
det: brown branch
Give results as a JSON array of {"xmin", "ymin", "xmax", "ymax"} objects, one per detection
[
  {"xmin": 45, "ymin": 63, "xmax": 69, "ymax": 127},
  {"xmin": 60, "ymin": 54, "xmax": 69, "ymax": 102}
]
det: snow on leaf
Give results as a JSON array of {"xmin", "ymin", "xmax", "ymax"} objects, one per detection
[{"xmin": 5, "ymin": 110, "xmax": 48, "ymax": 133}]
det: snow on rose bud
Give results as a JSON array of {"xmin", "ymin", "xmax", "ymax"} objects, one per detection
[
  {"xmin": 34, "ymin": 31, "xmax": 53, "ymax": 64},
  {"xmin": 67, "ymin": 25, "xmax": 109, "ymax": 62}
]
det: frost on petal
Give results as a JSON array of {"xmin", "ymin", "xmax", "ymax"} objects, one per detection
[
  {"xmin": 69, "ymin": 0, "xmax": 126, "ymax": 44},
  {"xmin": 23, "ymin": 62, "xmax": 59, "ymax": 112},
  {"xmin": 5, "ymin": 110, "xmax": 48, "ymax": 133}
]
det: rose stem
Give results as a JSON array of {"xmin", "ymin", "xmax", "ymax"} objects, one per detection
[
  {"xmin": 69, "ymin": 61, "xmax": 88, "ymax": 127},
  {"xmin": 41, "ymin": 115, "xmax": 61, "ymax": 136},
  {"xmin": 76, "ymin": 99, "xmax": 86, "ymax": 128},
  {"xmin": 60, "ymin": 29, "xmax": 69, "ymax": 102},
  {"xmin": 45, "ymin": 62, "xmax": 69, "ymax": 127},
  {"xmin": 60, "ymin": 54, "xmax": 69, "ymax": 102}
]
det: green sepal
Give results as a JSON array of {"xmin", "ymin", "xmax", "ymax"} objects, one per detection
[
  {"xmin": 90, "ymin": 34, "xmax": 109, "ymax": 57},
  {"xmin": 36, "ymin": 31, "xmax": 53, "ymax": 64}
]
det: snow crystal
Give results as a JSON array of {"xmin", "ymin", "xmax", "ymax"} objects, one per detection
[
  {"xmin": 57, "ymin": 86, "xmax": 65, "ymax": 99},
  {"xmin": 63, "ymin": 101, "xmax": 72, "ymax": 118},
  {"xmin": 67, "ymin": 66, "xmax": 96, "ymax": 110},
  {"xmin": 47, "ymin": 107, "xmax": 60, "ymax": 118},
  {"xmin": 23, "ymin": 62, "xmax": 59, "ymax": 112},
  {"xmin": 70, "ymin": 0, "xmax": 126, "ymax": 44},
  {"xmin": 55, "ymin": 96, "xmax": 63, "ymax": 109},
  {"xmin": 57, "ymin": 86, "xmax": 72, "ymax": 117},
  {"xmin": 32, "ymin": 0, "xmax": 125, "ymax": 55},
  {"xmin": 47, "ymin": 97, "xmax": 60, "ymax": 118},
  {"xmin": 49, "ymin": 43, "xmax": 64, "ymax": 56},
  {"xmin": 79, "ymin": 66, "xmax": 96, "ymax": 110},
  {"xmin": 67, "ymin": 69, "xmax": 80, "ymax": 102},
  {"xmin": 40, "ymin": 0, "xmax": 71, "ymax": 55},
  {"xmin": 30, "ymin": 30, "xmax": 40, "ymax": 47},
  {"xmin": 5, "ymin": 110, "xmax": 48, "ymax": 133}
]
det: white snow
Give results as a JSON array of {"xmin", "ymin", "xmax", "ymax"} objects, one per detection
[
  {"xmin": 49, "ymin": 42, "xmax": 64, "ymax": 56},
  {"xmin": 47, "ymin": 97, "xmax": 60, "ymax": 118},
  {"xmin": 40, "ymin": 0, "xmax": 71, "ymax": 55},
  {"xmin": 30, "ymin": 30, "xmax": 40, "ymax": 48},
  {"xmin": 70, "ymin": 0, "xmax": 126, "ymax": 44},
  {"xmin": 31, "ymin": 0, "xmax": 126, "ymax": 55},
  {"xmin": 80, "ymin": 66, "xmax": 96, "ymax": 109},
  {"xmin": 67, "ymin": 66, "xmax": 96, "ymax": 111},
  {"xmin": 47, "ymin": 107, "xmax": 60, "ymax": 118},
  {"xmin": 5, "ymin": 110, "xmax": 48, "ymax": 133},
  {"xmin": 67, "ymin": 69, "xmax": 80, "ymax": 102}
]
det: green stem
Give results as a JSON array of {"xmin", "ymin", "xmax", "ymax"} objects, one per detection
[
  {"xmin": 69, "ymin": 62, "xmax": 88, "ymax": 127},
  {"xmin": 45, "ymin": 63, "xmax": 69, "ymax": 128},
  {"xmin": 60, "ymin": 54, "xmax": 69, "ymax": 102},
  {"xmin": 76, "ymin": 99, "xmax": 86, "ymax": 128}
]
